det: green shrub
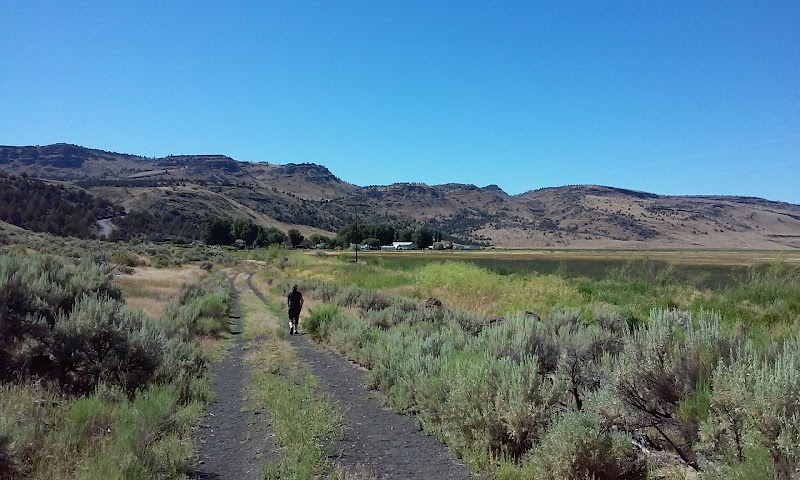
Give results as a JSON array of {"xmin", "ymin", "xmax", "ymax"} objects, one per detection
[
  {"xmin": 466, "ymin": 314, "xmax": 561, "ymax": 375},
  {"xmin": 334, "ymin": 285, "xmax": 392, "ymax": 312},
  {"xmin": 305, "ymin": 304, "xmax": 342, "ymax": 340},
  {"xmin": 184, "ymin": 250, "xmax": 205, "ymax": 262},
  {"xmin": 445, "ymin": 309, "xmax": 487, "ymax": 335},
  {"xmin": 555, "ymin": 322, "xmax": 621, "ymax": 411},
  {"xmin": 152, "ymin": 255, "xmax": 170, "ymax": 268},
  {"xmin": 307, "ymin": 281, "xmax": 340, "ymax": 302},
  {"xmin": 168, "ymin": 293, "xmax": 230, "ymax": 337},
  {"xmin": 117, "ymin": 264, "xmax": 135, "ymax": 274},
  {"xmin": 324, "ymin": 315, "xmax": 377, "ymax": 366},
  {"xmin": 110, "ymin": 250, "xmax": 142, "ymax": 267},
  {"xmin": 443, "ymin": 353, "xmax": 562, "ymax": 464},
  {"xmin": 368, "ymin": 324, "xmax": 463, "ymax": 414},
  {"xmin": 614, "ymin": 309, "xmax": 738, "ymax": 470},
  {"xmin": 700, "ymin": 447, "xmax": 773, "ymax": 480},
  {"xmin": 0, "ymin": 254, "xmax": 121, "ymax": 385},
  {"xmin": 520, "ymin": 410, "xmax": 647, "ymax": 480},
  {"xmin": 52, "ymin": 295, "xmax": 162, "ymax": 396},
  {"xmin": 699, "ymin": 334, "xmax": 800, "ymax": 478},
  {"xmin": 177, "ymin": 275, "xmax": 230, "ymax": 306},
  {"xmin": 364, "ymin": 306, "xmax": 409, "ymax": 330},
  {"xmin": 156, "ymin": 337, "xmax": 208, "ymax": 404}
]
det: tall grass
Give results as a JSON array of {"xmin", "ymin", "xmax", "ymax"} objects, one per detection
[
  {"xmin": 415, "ymin": 261, "xmax": 584, "ymax": 316},
  {"xmin": 255, "ymin": 372, "xmax": 342, "ymax": 479}
]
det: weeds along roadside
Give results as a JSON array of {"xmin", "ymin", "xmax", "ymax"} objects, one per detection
[
  {"xmin": 0, "ymin": 252, "xmax": 234, "ymax": 479},
  {"xmin": 259, "ymin": 250, "xmax": 800, "ymax": 479},
  {"xmin": 236, "ymin": 270, "xmax": 343, "ymax": 479}
]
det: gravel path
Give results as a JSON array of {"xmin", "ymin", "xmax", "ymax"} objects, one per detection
[
  {"xmin": 246, "ymin": 278, "xmax": 474, "ymax": 480},
  {"xmin": 189, "ymin": 272, "xmax": 279, "ymax": 480}
]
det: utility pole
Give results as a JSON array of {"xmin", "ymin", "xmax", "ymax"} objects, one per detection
[{"xmin": 354, "ymin": 211, "xmax": 358, "ymax": 263}]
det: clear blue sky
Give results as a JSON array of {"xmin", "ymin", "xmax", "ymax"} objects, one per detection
[{"xmin": 2, "ymin": 1, "xmax": 798, "ymax": 202}]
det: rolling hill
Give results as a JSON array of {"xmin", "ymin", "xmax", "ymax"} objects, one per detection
[{"xmin": 1, "ymin": 143, "xmax": 799, "ymax": 249}]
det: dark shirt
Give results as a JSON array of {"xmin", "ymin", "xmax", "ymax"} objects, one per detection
[{"xmin": 287, "ymin": 290, "xmax": 303, "ymax": 308}]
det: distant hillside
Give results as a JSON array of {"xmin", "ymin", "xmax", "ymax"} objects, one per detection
[
  {"xmin": 1, "ymin": 143, "xmax": 800, "ymax": 249},
  {"xmin": 0, "ymin": 173, "xmax": 124, "ymax": 238}
]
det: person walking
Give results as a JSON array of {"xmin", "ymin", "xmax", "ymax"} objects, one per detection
[{"xmin": 287, "ymin": 284, "xmax": 304, "ymax": 335}]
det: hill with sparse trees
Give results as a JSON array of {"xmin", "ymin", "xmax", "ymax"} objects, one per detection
[{"xmin": 2, "ymin": 143, "xmax": 800, "ymax": 249}]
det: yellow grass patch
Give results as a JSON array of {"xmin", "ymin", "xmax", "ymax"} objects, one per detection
[
  {"xmin": 415, "ymin": 261, "xmax": 582, "ymax": 316},
  {"xmin": 239, "ymin": 290, "xmax": 274, "ymax": 339},
  {"xmin": 115, "ymin": 265, "xmax": 208, "ymax": 318},
  {"xmin": 197, "ymin": 336, "xmax": 228, "ymax": 362},
  {"xmin": 123, "ymin": 296, "xmax": 165, "ymax": 319}
]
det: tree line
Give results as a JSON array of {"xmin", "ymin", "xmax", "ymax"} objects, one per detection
[
  {"xmin": 323, "ymin": 223, "xmax": 444, "ymax": 249},
  {"xmin": 202, "ymin": 217, "xmax": 288, "ymax": 247},
  {"xmin": 0, "ymin": 173, "xmax": 124, "ymax": 238}
]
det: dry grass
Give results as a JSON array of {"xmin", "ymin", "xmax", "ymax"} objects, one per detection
[
  {"xmin": 239, "ymin": 287, "xmax": 275, "ymax": 339},
  {"xmin": 115, "ymin": 265, "xmax": 209, "ymax": 318},
  {"xmin": 197, "ymin": 336, "xmax": 227, "ymax": 362},
  {"xmin": 122, "ymin": 296, "xmax": 165, "ymax": 319},
  {"xmin": 245, "ymin": 335, "xmax": 297, "ymax": 377}
]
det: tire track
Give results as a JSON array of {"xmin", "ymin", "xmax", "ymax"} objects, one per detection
[
  {"xmin": 190, "ymin": 272, "xmax": 279, "ymax": 480},
  {"xmin": 246, "ymin": 276, "xmax": 474, "ymax": 480}
]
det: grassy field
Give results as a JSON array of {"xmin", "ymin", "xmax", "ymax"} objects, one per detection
[
  {"xmin": 345, "ymin": 249, "xmax": 800, "ymax": 287},
  {"xmin": 301, "ymin": 249, "xmax": 800, "ymax": 332}
]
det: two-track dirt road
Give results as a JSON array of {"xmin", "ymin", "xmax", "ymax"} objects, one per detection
[{"xmin": 192, "ymin": 269, "xmax": 474, "ymax": 479}]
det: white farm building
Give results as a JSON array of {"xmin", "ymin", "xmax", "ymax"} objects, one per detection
[{"xmin": 381, "ymin": 241, "xmax": 417, "ymax": 250}]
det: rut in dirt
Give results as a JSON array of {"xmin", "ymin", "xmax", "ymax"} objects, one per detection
[
  {"xmin": 246, "ymin": 276, "xmax": 475, "ymax": 480},
  {"xmin": 189, "ymin": 272, "xmax": 279, "ymax": 480}
]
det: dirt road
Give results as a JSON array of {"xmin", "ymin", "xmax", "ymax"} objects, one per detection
[
  {"xmin": 245, "ymin": 275, "xmax": 474, "ymax": 479},
  {"xmin": 190, "ymin": 273, "xmax": 279, "ymax": 480}
]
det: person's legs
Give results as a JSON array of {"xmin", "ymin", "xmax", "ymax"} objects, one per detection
[{"xmin": 288, "ymin": 306, "xmax": 300, "ymax": 334}]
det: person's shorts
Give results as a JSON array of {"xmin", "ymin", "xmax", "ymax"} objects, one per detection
[{"xmin": 288, "ymin": 306, "xmax": 301, "ymax": 321}]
